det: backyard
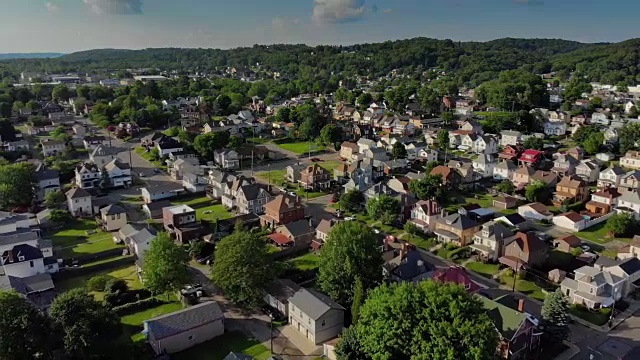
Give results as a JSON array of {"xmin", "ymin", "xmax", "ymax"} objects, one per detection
[
  {"xmin": 498, "ymin": 273, "xmax": 547, "ymax": 301},
  {"xmin": 465, "ymin": 261, "xmax": 500, "ymax": 279},
  {"xmin": 173, "ymin": 196, "xmax": 234, "ymax": 222},
  {"xmin": 50, "ymin": 218, "xmax": 124, "ymax": 259},
  {"xmin": 287, "ymin": 251, "xmax": 321, "ymax": 271},
  {"xmin": 173, "ymin": 331, "xmax": 271, "ymax": 360},
  {"xmin": 277, "ymin": 141, "xmax": 322, "ymax": 155},
  {"xmin": 255, "ymin": 161, "xmax": 341, "ymax": 200},
  {"xmin": 577, "ymin": 223, "xmax": 633, "ymax": 244}
]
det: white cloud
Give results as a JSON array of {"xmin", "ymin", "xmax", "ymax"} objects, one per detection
[
  {"xmin": 45, "ymin": 2, "xmax": 60, "ymax": 13},
  {"xmin": 312, "ymin": 0, "xmax": 367, "ymax": 24},
  {"xmin": 83, "ymin": 0, "xmax": 143, "ymax": 15}
]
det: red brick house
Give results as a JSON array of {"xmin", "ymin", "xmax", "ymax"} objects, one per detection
[
  {"xmin": 259, "ymin": 195, "xmax": 305, "ymax": 227},
  {"xmin": 298, "ymin": 164, "xmax": 331, "ymax": 190},
  {"xmin": 162, "ymin": 204, "xmax": 205, "ymax": 243}
]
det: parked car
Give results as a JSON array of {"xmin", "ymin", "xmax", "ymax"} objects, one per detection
[{"xmin": 153, "ymin": 168, "xmax": 161, "ymax": 174}]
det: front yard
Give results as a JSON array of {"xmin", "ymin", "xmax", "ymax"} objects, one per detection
[
  {"xmin": 577, "ymin": 223, "xmax": 633, "ymax": 244},
  {"xmin": 498, "ymin": 273, "xmax": 547, "ymax": 301},
  {"xmin": 55, "ymin": 262, "xmax": 142, "ymax": 294},
  {"xmin": 570, "ymin": 305, "xmax": 611, "ymax": 326},
  {"xmin": 173, "ymin": 196, "xmax": 234, "ymax": 222},
  {"xmin": 254, "ymin": 168, "xmax": 331, "ymax": 200},
  {"xmin": 465, "ymin": 262, "xmax": 500, "ymax": 279},
  {"xmin": 51, "ymin": 219, "xmax": 124, "ymax": 258},
  {"xmin": 173, "ymin": 331, "xmax": 271, "ymax": 360}
]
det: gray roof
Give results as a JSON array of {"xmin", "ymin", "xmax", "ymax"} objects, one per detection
[
  {"xmin": 288, "ymin": 288, "xmax": 344, "ymax": 320},
  {"xmin": 282, "ymin": 220, "xmax": 315, "ymax": 238},
  {"xmin": 616, "ymin": 258, "xmax": 640, "ymax": 275},
  {"xmin": 143, "ymin": 182, "xmax": 184, "ymax": 194},
  {"xmin": 2, "ymin": 244, "xmax": 43, "ymax": 265},
  {"xmin": 66, "ymin": 187, "xmax": 91, "ymax": 199},
  {"xmin": 501, "ymin": 130, "xmax": 521, "ymax": 136},
  {"xmin": 100, "ymin": 204, "xmax": 126, "ymax": 215},
  {"xmin": 0, "ymin": 229, "xmax": 39, "ymax": 247},
  {"xmin": 265, "ymin": 279, "xmax": 302, "ymax": 303},
  {"xmin": 224, "ymin": 353, "xmax": 254, "ymax": 360},
  {"xmin": 105, "ymin": 158, "xmax": 131, "ymax": 171},
  {"xmin": 143, "ymin": 200, "xmax": 172, "ymax": 212},
  {"xmin": 12, "ymin": 273, "xmax": 55, "ymax": 294},
  {"xmin": 91, "ymin": 145, "xmax": 120, "ymax": 157},
  {"xmin": 34, "ymin": 169, "xmax": 59, "ymax": 181},
  {"xmin": 437, "ymin": 213, "xmax": 479, "ymax": 231},
  {"xmin": 239, "ymin": 183, "xmax": 270, "ymax": 201},
  {"xmin": 145, "ymin": 301, "xmax": 224, "ymax": 340},
  {"xmin": 129, "ymin": 228, "xmax": 156, "ymax": 246},
  {"xmin": 619, "ymin": 191, "xmax": 640, "ymax": 205}
]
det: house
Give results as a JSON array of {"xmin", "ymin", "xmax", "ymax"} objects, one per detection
[
  {"xmin": 448, "ymin": 160, "xmax": 476, "ymax": 183},
  {"xmin": 1, "ymin": 244, "xmax": 46, "ymax": 278},
  {"xmin": 531, "ymin": 170, "xmax": 559, "ymax": 188},
  {"xmin": 259, "ymin": 195, "xmax": 305, "ymax": 227},
  {"xmin": 597, "ymin": 166, "xmax": 625, "ymax": 189},
  {"xmin": 511, "ymin": 166, "xmax": 535, "ymax": 188},
  {"xmin": 544, "ymin": 121, "xmax": 567, "ymax": 136},
  {"xmin": 472, "ymin": 153, "xmax": 497, "ymax": 178},
  {"xmin": 263, "ymin": 279, "xmax": 302, "ymax": 318},
  {"xmin": 620, "ymin": 170, "xmax": 640, "ymax": 194},
  {"xmin": 409, "ymin": 200, "xmax": 443, "ymax": 233},
  {"xmin": 339, "ymin": 142, "xmax": 359, "ymax": 160},
  {"xmin": 500, "ymin": 130, "xmax": 521, "ymax": 147},
  {"xmin": 595, "ymin": 152, "xmax": 616, "ymax": 164},
  {"xmin": 417, "ymin": 148, "xmax": 438, "ymax": 162},
  {"xmin": 385, "ymin": 246, "xmax": 435, "ymax": 283},
  {"xmin": 473, "ymin": 135, "xmax": 498, "ymax": 154},
  {"xmin": 603, "ymin": 258, "xmax": 640, "ymax": 298},
  {"xmin": 75, "ymin": 163, "xmax": 101, "ymax": 189},
  {"xmin": 619, "ymin": 236, "xmax": 640, "ymax": 261},
  {"xmin": 144, "ymin": 301, "xmax": 224, "ymax": 355},
  {"xmin": 182, "ymin": 173, "xmax": 207, "ymax": 193},
  {"xmin": 477, "ymin": 296, "xmax": 541, "ymax": 360},
  {"xmin": 213, "ymin": 149, "xmax": 240, "ymax": 170},
  {"xmin": 40, "ymin": 139, "xmax": 65, "ymax": 157},
  {"xmin": 393, "ymin": 121, "xmax": 415, "ymax": 136},
  {"xmin": 552, "ymin": 212, "xmax": 587, "ymax": 232},
  {"xmin": 314, "ymin": 219, "xmax": 339, "ymax": 249},
  {"xmin": 492, "ymin": 195, "xmax": 519, "ymax": 210},
  {"xmin": 621, "ymin": 151, "xmax": 640, "ymax": 170},
  {"xmin": 65, "ymin": 187, "xmax": 92, "ymax": 217},
  {"xmin": 299, "ymin": 164, "xmax": 331, "ymax": 190},
  {"xmin": 363, "ymin": 148, "xmax": 389, "ymax": 162},
  {"xmin": 566, "ymin": 147, "xmax": 584, "ymax": 161},
  {"xmin": 550, "ymin": 110, "xmax": 570, "ymax": 122},
  {"xmin": 34, "ymin": 167, "xmax": 61, "ymax": 201},
  {"xmin": 141, "ymin": 200, "xmax": 172, "ymax": 220},
  {"xmin": 288, "ymin": 288, "xmax": 345, "ymax": 345},
  {"xmin": 518, "ymin": 150, "xmax": 544, "ymax": 168},
  {"xmin": 560, "ymin": 266, "xmax": 624, "ymax": 310},
  {"xmin": 459, "ymin": 120, "xmax": 482, "ymax": 133},
  {"xmin": 500, "ymin": 232, "xmax": 548, "ymax": 269},
  {"xmin": 603, "ymin": 128, "xmax": 619, "ymax": 145},
  {"xmin": 356, "ymin": 138, "xmax": 376, "ymax": 153},
  {"xmin": 494, "ymin": 213, "xmax": 530, "ymax": 231},
  {"xmin": 586, "ymin": 188, "xmax": 621, "ymax": 216},
  {"xmin": 269, "ymin": 220, "xmax": 315, "ymax": 250},
  {"xmin": 553, "ymin": 175, "xmax": 589, "ymax": 206},
  {"xmin": 141, "ymin": 183, "xmax": 185, "ymax": 203},
  {"xmin": 498, "ymin": 145, "xmax": 524, "ymax": 162},
  {"xmin": 431, "ymin": 266, "xmax": 482, "ymax": 292},
  {"xmin": 90, "ymin": 145, "xmax": 120, "ymax": 168},
  {"xmin": 551, "ymin": 153, "xmax": 579, "ymax": 176},
  {"xmin": 103, "ymin": 159, "xmax": 132, "ymax": 188},
  {"xmin": 156, "ymin": 135, "xmax": 184, "ymax": 157},
  {"xmin": 72, "ymin": 124, "xmax": 86, "ymax": 136},
  {"xmin": 434, "ymin": 213, "xmax": 481, "ymax": 246},
  {"xmin": 116, "ymin": 224, "xmax": 157, "ymax": 260},
  {"xmin": 163, "ymin": 205, "xmax": 203, "ymax": 243},
  {"xmin": 553, "ymin": 235, "xmax": 582, "ymax": 253},
  {"xmin": 471, "ymin": 221, "xmax": 514, "ymax": 262},
  {"xmin": 387, "ymin": 176, "xmax": 411, "ymax": 195},
  {"xmin": 617, "ymin": 191, "xmax": 640, "ymax": 219},
  {"xmin": 98, "ymin": 204, "xmax": 127, "ymax": 231},
  {"xmin": 430, "ymin": 166, "xmax": 461, "ymax": 186},
  {"xmin": 82, "ymin": 136, "xmax": 105, "ymax": 150},
  {"xmin": 233, "ymin": 183, "xmax": 275, "ymax": 215},
  {"xmin": 169, "ymin": 158, "xmax": 200, "ymax": 181},
  {"xmin": 626, "ymin": 101, "xmax": 637, "ymax": 114},
  {"xmin": 493, "ymin": 161, "xmax": 517, "ymax": 182}
]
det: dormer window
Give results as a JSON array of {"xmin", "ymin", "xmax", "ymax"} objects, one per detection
[{"xmin": 18, "ymin": 256, "xmax": 25, "ymax": 261}]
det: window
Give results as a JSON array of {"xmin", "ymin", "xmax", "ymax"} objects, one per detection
[
  {"xmin": 188, "ymin": 335, "xmax": 194, "ymax": 341},
  {"xmin": 321, "ymin": 320, "xmax": 326, "ymax": 327},
  {"xmin": 30, "ymin": 261, "xmax": 34, "ymax": 268}
]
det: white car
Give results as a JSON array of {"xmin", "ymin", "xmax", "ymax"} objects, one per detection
[
  {"xmin": 344, "ymin": 216, "xmax": 355, "ymax": 221},
  {"xmin": 580, "ymin": 245, "xmax": 591, "ymax": 252}
]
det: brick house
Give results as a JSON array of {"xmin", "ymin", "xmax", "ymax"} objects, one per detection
[
  {"xmin": 500, "ymin": 232, "xmax": 548, "ymax": 269},
  {"xmin": 299, "ymin": 164, "xmax": 331, "ymax": 190},
  {"xmin": 553, "ymin": 175, "xmax": 589, "ymax": 206},
  {"xmin": 162, "ymin": 205, "xmax": 204, "ymax": 243},
  {"xmin": 259, "ymin": 195, "xmax": 305, "ymax": 228}
]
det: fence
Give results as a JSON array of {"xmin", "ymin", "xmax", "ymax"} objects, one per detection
[
  {"xmin": 67, "ymin": 248, "xmax": 127, "ymax": 265},
  {"xmin": 583, "ymin": 211, "xmax": 615, "ymax": 229}
]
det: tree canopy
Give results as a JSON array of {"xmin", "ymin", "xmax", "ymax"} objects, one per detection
[
  {"xmin": 193, "ymin": 131, "xmax": 230, "ymax": 160},
  {"xmin": 0, "ymin": 291, "xmax": 54, "ymax": 360},
  {"xmin": 366, "ymin": 195, "xmax": 400, "ymax": 225},
  {"xmin": 0, "ymin": 163, "xmax": 37, "ymax": 209},
  {"xmin": 142, "ymin": 232, "xmax": 191, "ymax": 296},
  {"xmin": 476, "ymin": 69, "xmax": 549, "ymax": 110}
]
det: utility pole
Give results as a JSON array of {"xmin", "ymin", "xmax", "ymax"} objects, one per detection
[
  {"xmin": 251, "ymin": 150, "xmax": 254, "ymax": 177},
  {"xmin": 108, "ymin": 129, "xmax": 112, "ymax": 147},
  {"xmin": 512, "ymin": 258, "xmax": 520, "ymax": 292},
  {"xmin": 269, "ymin": 315, "xmax": 274, "ymax": 354}
]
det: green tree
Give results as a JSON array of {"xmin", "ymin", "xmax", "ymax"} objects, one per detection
[
  {"xmin": 193, "ymin": 131, "xmax": 230, "ymax": 160},
  {"xmin": 339, "ymin": 281, "xmax": 498, "ymax": 360},
  {"xmin": 583, "ymin": 132, "xmax": 604, "ymax": 154},
  {"xmin": 0, "ymin": 291, "xmax": 54, "ymax": 360},
  {"xmin": 391, "ymin": 142, "xmax": 407, "ymax": 160},
  {"xmin": 339, "ymin": 189, "xmax": 364, "ymax": 213},
  {"xmin": 335, "ymin": 326, "xmax": 366, "ymax": 360},
  {"xmin": 563, "ymin": 78, "xmax": 593, "ymax": 103},
  {"xmin": 408, "ymin": 174, "xmax": 444, "ymax": 201},
  {"xmin": 476, "ymin": 69, "xmax": 548, "ymax": 110},
  {"xmin": 541, "ymin": 289, "xmax": 571, "ymax": 342},
  {"xmin": 351, "ymin": 277, "xmax": 365, "ymax": 324},
  {"xmin": 572, "ymin": 125, "xmax": 600, "ymax": 145},
  {"xmin": 275, "ymin": 107, "xmax": 292, "ymax": 123},
  {"xmin": 44, "ymin": 190, "xmax": 66, "ymax": 209},
  {"xmin": 525, "ymin": 180, "xmax": 551, "ymax": 203},
  {"xmin": 0, "ymin": 163, "xmax": 37, "ymax": 209},
  {"xmin": 366, "ymin": 195, "xmax": 400, "ymax": 225},
  {"xmin": 211, "ymin": 229, "xmax": 274, "ymax": 307},
  {"xmin": 604, "ymin": 212, "xmax": 635, "ymax": 237},
  {"xmin": 320, "ymin": 124, "xmax": 342, "ymax": 147},
  {"xmin": 496, "ymin": 180, "xmax": 515, "ymax": 194},
  {"xmin": 142, "ymin": 232, "xmax": 191, "ymax": 297},
  {"xmin": 318, "ymin": 221, "xmax": 383, "ymax": 305},
  {"xmin": 441, "ymin": 111, "xmax": 454, "ymax": 125},
  {"xmin": 228, "ymin": 136, "xmax": 244, "ymax": 149},
  {"xmin": 0, "ymin": 102, "xmax": 11, "ymax": 118},
  {"xmin": 437, "ymin": 129, "xmax": 449, "ymax": 151},
  {"xmin": 357, "ymin": 92, "xmax": 373, "ymax": 109},
  {"xmin": 523, "ymin": 136, "xmax": 544, "ymax": 150},
  {"xmin": 52, "ymin": 84, "xmax": 71, "ymax": 102},
  {"xmin": 619, "ymin": 123, "xmax": 640, "ymax": 154},
  {"xmin": 48, "ymin": 209, "xmax": 72, "ymax": 226},
  {"xmin": 49, "ymin": 289, "xmax": 123, "ymax": 360}
]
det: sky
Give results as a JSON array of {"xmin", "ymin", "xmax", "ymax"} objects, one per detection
[{"xmin": 0, "ymin": 0, "xmax": 639, "ymax": 53}]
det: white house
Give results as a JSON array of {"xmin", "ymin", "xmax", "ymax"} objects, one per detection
[
  {"xmin": 625, "ymin": 101, "xmax": 637, "ymax": 114},
  {"xmin": 99, "ymin": 204, "xmax": 128, "ymax": 231},
  {"xmin": 65, "ymin": 187, "xmax": 93, "ymax": 217},
  {"xmin": 417, "ymin": 148, "xmax": 438, "ymax": 163},
  {"xmin": 288, "ymin": 288, "xmax": 345, "ymax": 345},
  {"xmin": 518, "ymin": 202, "xmax": 553, "ymax": 221},
  {"xmin": 357, "ymin": 138, "xmax": 377, "ymax": 153},
  {"xmin": 617, "ymin": 191, "xmax": 640, "ymax": 219},
  {"xmin": 500, "ymin": 130, "xmax": 521, "ymax": 147},
  {"xmin": 103, "ymin": 159, "xmax": 132, "ymax": 188},
  {"xmin": 1, "ymin": 244, "xmax": 46, "ymax": 278},
  {"xmin": 40, "ymin": 139, "xmax": 65, "ymax": 157},
  {"xmin": 141, "ymin": 183, "xmax": 185, "ymax": 204},
  {"xmin": 544, "ymin": 121, "xmax": 567, "ymax": 136},
  {"xmin": 90, "ymin": 145, "xmax": 120, "ymax": 168},
  {"xmin": 34, "ymin": 168, "xmax": 61, "ymax": 201},
  {"xmin": 409, "ymin": 200, "xmax": 443, "ymax": 233},
  {"xmin": 473, "ymin": 135, "xmax": 498, "ymax": 154},
  {"xmin": 213, "ymin": 149, "xmax": 240, "ymax": 169},
  {"xmin": 552, "ymin": 212, "xmax": 587, "ymax": 232},
  {"xmin": 560, "ymin": 265, "xmax": 624, "ymax": 310},
  {"xmin": 493, "ymin": 160, "xmax": 517, "ymax": 182},
  {"xmin": 621, "ymin": 151, "xmax": 640, "ymax": 170},
  {"xmin": 575, "ymin": 159, "xmax": 600, "ymax": 183},
  {"xmin": 597, "ymin": 166, "xmax": 625, "ymax": 189},
  {"xmin": 472, "ymin": 153, "xmax": 496, "ymax": 179},
  {"xmin": 75, "ymin": 163, "xmax": 102, "ymax": 189}
]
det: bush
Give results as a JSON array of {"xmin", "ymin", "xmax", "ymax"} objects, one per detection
[
  {"xmin": 104, "ymin": 289, "xmax": 152, "ymax": 307},
  {"xmin": 448, "ymin": 246, "xmax": 470, "ymax": 260},
  {"xmin": 112, "ymin": 297, "xmax": 166, "ymax": 316},
  {"xmin": 600, "ymin": 308, "xmax": 612, "ymax": 317},
  {"xmin": 516, "ymin": 270, "xmax": 526, "ymax": 280},
  {"xmin": 87, "ymin": 275, "xmax": 113, "ymax": 292},
  {"xmin": 104, "ymin": 278, "xmax": 128, "ymax": 294},
  {"xmin": 445, "ymin": 243, "xmax": 458, "ymax": 251},
  {"xmin": 504, "ymin": 269, "xmax": 515, "ymax": 278}
]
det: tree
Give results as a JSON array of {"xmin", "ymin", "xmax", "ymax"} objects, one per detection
[
  {"xmin": 563, "ymin": 78, "xmax": 592, "ymax": 103},
  {"xmin": 404, "ymin": 221, "xmax": 419, "ymax": 241},
  {"xmin": 0, "ymin": 291, "xmax": 54, "ymax": 360},
  {"xmin": 357, "ymin": 92, "xmax": 373, "ymax": 109},
  {"xmin": 0, "ymin": 119, "xmax": 17, "ymax": 142},
  {"xmin": 495, "ymin": 180, "xmax": 515, "ymax": 194},
  {"xmin": 52, "ymin": 84, "xmax": 71, "ymax": 102},
  {"xmin": 275, "ymin": 107, "xmax": 292, "ymax": 123},
  {"xmin": 318, "ymin": 221, "xmax": 383, "ymax": 305},
  {"xmin": 476, "ymin": 69, "xmax": 548, "ymax": 110},
  {"xmin": 0, "ymin": 163, "xmax": 37, "ymax": 209},
  {"xmin": 335, "ymin": 326, "xmax": 366, "ymax": 360},
  {"xmin": 339, "ymin": 189, "xmax": 364, "ymax": 213},
  {"xmin": 525, "ymin": 180, "xmax": 551, "ymax": 203},
  {"xmin": 44, "ymin": 190, "xmax": 66, "ymax": 209},
  {"xmin": 366, "ymin": 195, "xmax": 400, "ymax": 225},
  {"xmin": 48, "ymin": 209, "xmax": 72, "ymax": 226},
  {"xmin": 193, "ymin": 131, "xmax": 230, "ymax": 160},
  {"xmin": 541, "ymin": 289, "xmax": 571, "ymax": 342},
  {"xmin": 0, "ymin": 102, "xmax": 11, "ymax": 118},
  {"xmin": 605, "ymin": 212, "xmax": 635, "ymax": 237},
  {"xmin": 523, "ymin": 136, "xmax": 544, "ymax": 150},
  {"xmin": 441, "ymin": 111, "xmax": 454, "ymax": 125},
  {"xmin": 351, "ymin": 277, "xmax": 365, "ymax": 324},
  {"xmin": 424, "ymin": 160, "xmax": 439, "ymax": 174},
  {"xmin": 49, "ymin": 289, "xmax": 123, "ymax": 360},
  {"xmin": 619, "ymin": 123, "xmax": 640, "ymax": 154},
  {"xmin": 408, "ymin": 174, "xmax": 444, "ymax": 201},
  {"xmin": 583, "ymin": 132, "xmax": 604, "ymax": 154},
  {"xmin": 142, "ymin": 232, "xmax": 191, "ymax": 296},
  {"xmin": 320, "ymin": 124, "xmax": 342, "ymax": 147},
  {"xmin": 211, "ymin": 229, "xmax": 274, "ymax": 306},
  {"xmin": 339, "ymin": 281, "xmax": 498, "ymax": 360},
  {"xmin": 215, "ymin": 94, "xmax": 232, "ymax": 114},
  {"xmin": 437, "ymin": 129, "xmax": 449, "ymax": 151},
  {"xmin": 228, "ymin": 136, "xmax": 244, "ymax": 149},
  {"xmin": 391, "ymin": 142, "xmax": 407, "ymax": 160},
  {"xmin": 572, "ymin": 125, "xmax": 600, "ymax": 145}
]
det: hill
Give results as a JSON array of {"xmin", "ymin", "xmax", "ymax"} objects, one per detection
[{"xmin": 0, "ymin": 53, "xmax": 64, "ymax": 60}]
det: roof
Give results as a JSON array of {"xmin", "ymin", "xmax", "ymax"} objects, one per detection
[
  {"xmin": 143, "ymin": 200, "xmax": 173, "ymax": 212},
  {"xmin": 557, "ymin": 175, "xmax": 586, "ymax": 189},
  {"xmin": 341, "ymin": 141, "xmax": 359, "ymax": 150},
  {"xmin": 34, "ymin": 168, "xmax": 59, "ymax": 181},
  {"xmin": 265, "ymin": 279, "xmax": 302, "ymax": 303},
  {"xmin": 268, "ymin": 233, "xmax": 293, "ymax": 246},
  {"xmin": 593, "ymin": 188, "xmax": 621, "ymax": 199},
  {"xmin": 163, "ymin": 204, "xmax": 195, "ymax": 215},
  {"xmin": 238, "ymin": 183, "xmax": 271, "ymax": 201},
  {"xmin": 264, "ymin": 194, "xmax": 303, "ymax": 214},
  {"xmin": 65, "ymin": 187, "xmax": 91, "ymax": 199},
  {"xmin": 142, "ymin": 182, "xmax": 184, "ymax": 194},
  {"xmin": 617, "ymin": 258, "xmax": 640, "ymax": 275},
  {"xmin": 497, "ymin": 213, "xmax": 527, "ymax": 226},
  {"xmin": 129, "ymin": 228, "xmax": 156, "ymax": 246},
  {"xmin": 477, "ymin": 295, "xmax": 528, "ymax": 340},
  {"xmin": 2, "ymin": 244, "xmax": 43, "ymax": 265},
  {"xmin": 557, "ymin": 235, "xmax": 582, "ymax": 247},
  {"xmin": 558, "ymin": 212, "xmax": 585, "ymax": 223},
  {"xmin": 281, "ymin": 220, "xmax": 314, "ymax": 238},
  {"xmin": 100, "ymin": 204, "xmax": 126, "ymax": 215},
  {"xmin": 223, "ymin": 353, "xmax": 254, "ymax": 360},
  {"xmin": 145, "ymin": 301, "xmax": 224, "ymax": 340},
  {"xmin": 0, "ymin": 229, "xmax": 39, "ymax": 247},
  {"xmin": 105, "ymin": 158, "xmax": 131, "ymax": 171},
  {"xmin": 619, "ymin": 191, "xmax": 640, "ymax": 205},
  {"xmin": 437, "ymin": 213, "xmax": 479, "ymax": 231},
  {"xmin": 430, "ymin": 165, "xmax": 455, "ymax": 179},
  {"xmin": 508, "ymin": 232, "xmax": 546, "ymax": 254},
  {"xmin": 316, "ymin": 219, "xmax": 338, "ymax": 235},
  {"xmin": 11, "ymin": 273, "xmax": 55, "ymax": 294},
  {"xmin": 288, "ymin": 288, "xmax": 345, "ymax": 320},
  {"xmin": 524, "ymin": 202, "xmax": 551, "ymax": 215},
  {"xmin": 91, "ymin": 145, "xmax": 120, "ymax": 157}
]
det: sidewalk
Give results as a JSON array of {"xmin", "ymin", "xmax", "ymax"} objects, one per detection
[{"xmin": 554, "ymin": 341, "xmax": 581, "ymax": 360}]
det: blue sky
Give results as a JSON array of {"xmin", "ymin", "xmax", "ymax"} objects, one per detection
[{"xmin": 1, "ymin": 0, "xmax": 639, "ymax": 53}]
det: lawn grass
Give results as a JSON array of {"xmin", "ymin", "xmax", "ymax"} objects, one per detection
[
  {"xmin": 51, "ymin": 219, "xmax": 124, "ymax": 258},
  {"xmin": 121, "ymin": 299, "xmax": 184, "ymax": 342},
  {"xmin": 445, "ymin": 192, "xmax": 495, "ymax": 212},
  {"xmin": 247, "ymin": 137, "xmax": 269, "ymax": 144},
  {"xmin": 254, "ymin": 169, "xmax": 328, "ymax": 200},
  {"xmin": 287, "ymin": 252, "xmax": 321, "ymax": 271},
  {"xmin": 173, "ymin": 196, "xmax": 234, "ymax": 222},
  {"xmin": 277, "ymin": 141, "xmax": 322, "ymax": 155},
  {"xmin": 499, "ymin": 274, "xmax": 546, "ymax": 301},
  {"xmin": 173, "ymin": 331, "xmax": 271, "ymax": 360},
  {"xmin": 577, "ymin": 223, "xmax": 633, "ymax": 244},
  {"xmin": 404, "ymin": 235, "xmax": 435, "ymax": 251},
  {"xmin": 465, "ymin": 262, "xmax": 500, "ymax": 279},
  {"xmin": 55, "ymin": 263, "xmax": 142, "ymax": 295},
  {"xmin": 569, "ymin": 306, "xmax": 610, "ymax": 326}
]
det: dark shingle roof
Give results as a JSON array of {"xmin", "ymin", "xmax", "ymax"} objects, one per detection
[
  {"xmin": 618, "ymin": 258, "xmax": 640, "ymax": 275},
  {"xmin": 2, "ymin": 244, "xmax": 43, "ymax": 265},
  {"xmin": 282, "ymin": 220, "xmax": 314, "ymax": 238},
  {"xmin": 100, "ymin": 204, "xmax": 126, "ymax": 215},
  {"xmin": 288, "ymin": 288, "xmax": 344, "ymax": 320},
  {"xmin": 144, "ymin": 301, "xmax": 223, "ymax": 340},
  {"xmin": 66, "ymin": 187, "xmax": 91, "ymax": 199}
]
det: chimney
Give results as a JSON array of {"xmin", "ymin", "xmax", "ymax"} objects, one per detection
[
  {"xmin": 399, "ymin": 242, "xmax": 408, "ymax": 260},
  {"xmin": 517, "ymin": 298, "xmax": 525, "ymax": 313},
  {"xmin": 309, "ymin": 218, "xmax": 313, "ymax": 227}
]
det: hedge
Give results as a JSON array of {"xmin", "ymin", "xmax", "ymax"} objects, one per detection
[{"xmin": 112, "ymin": 297, "xmax": 166, "ymax": 316}]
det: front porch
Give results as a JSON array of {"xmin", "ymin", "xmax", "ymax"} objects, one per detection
[{"xmin": 434, "ymin": 229, "xmax": 462, "ymax": 247}]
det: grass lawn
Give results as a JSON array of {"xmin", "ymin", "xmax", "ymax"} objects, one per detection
[
  {"xmin": 254, "ymin": 169, "xmax": 328, "ymax": 199},
  {"xmin": 277, "ymin": 141, "xmax": 322, "ymax": 155},
  {"xmin": 499, "ymin": 274, "xmax": 546, "ymax": 301},
  {"xmin": 173, "ymin": 196, "xmax": 234, "ymax": 222},
  {"xmin": 404, "ymin": 235, "xmax": 435, "ymax": 251},
  {"xmin": 173, "ymin": 331, "xmax": 271, "ymax": 360},
  {"xmin": 577, "ymin": 223, "xmax": 633, "ymax": 244},
  {"xmin": 465, "ymin": 262, "xmax": 500, "ymax": 279},
  {"xmin": 287, "ymin": 252, "xmax": 321, "ymax": 271},
  {"xmin": 446, "ymin": 192, "xmax": 495, "ymax": 212},
  {"xmin": 247, "ymin": 137, "xmax": 269, "ymax": 144},
  {"xmin": 122, "ymin": 298, "xmax": 183, "ymax": 342},
  {"xmin": 51, "ymin": 219, "xmax": 124, "ymax": 258},
  {"xmin": 569, "ymin": 306, "xmax": 610, "ymax": 326},
  {"xmin": 55, "ymin": 263, "xmax": 142, "ymax": 295}
]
